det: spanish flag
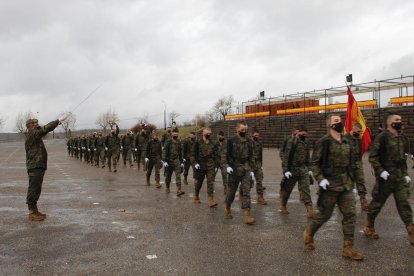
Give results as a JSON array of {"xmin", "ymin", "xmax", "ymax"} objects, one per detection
[{"xmin": 345, "ymin": 86, "xmax": 372, "ymax": 155}]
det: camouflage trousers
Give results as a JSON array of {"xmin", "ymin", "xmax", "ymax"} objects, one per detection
[
  {"xmin": 226, "ymin": 169, "xmax": 252, "ymax": 210},
  {"xmin": 250, "ymin": 162, "xmax": 264, "ymax": 194},
  {"xmin": 280, "ymin": 173, "xmax": 312, "ymax": 206},
  {"xmin": 135, "ymin": 149, "xmax": 144, "ymax": 168},
  {"xmin": 165, "ymin": 159, "xmax": 182, "ymax": 188},
  {"xmin": 350, "ymin": 163, "xmax": 367, "ymax": 197},
  {"xmin": 183, "ymin": 158, "xmax": 196, "ymax": 180},
  {"xmin": 107, "ymin": 150, "xmax": 120, "ymax": 169},
  {"xmin": 195, "ymin": 168, "xmax": 215, "ymax": 196},
  {"xmin": 308, "ymin": 189, "xmax": 356, "ymax": 238},
  {"xmin": 26, "ymin": 168, "xmax": 45, "ymax": 209},
  {"xmin": 146, "ymin": 158, "xmax": 161, "ymax": 182},
  {"xmin": 122, "ymin": 147, "xmax": 133, "ymax": 166},
  {"xmin": 217, "ymin": 164, "xmax": 228, "ymax": 188},
  {"xmin": 367, "ymin": 176, "xmax": 412, "ymax": 225},
  {"xmin": 95, "ymin": 148, "xmax": 105, "ymax": 166}
]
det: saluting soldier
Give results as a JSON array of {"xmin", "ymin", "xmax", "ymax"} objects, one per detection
[{"xmin": 25, "ymin": 113, "xmax": 70, "ymax": 221}]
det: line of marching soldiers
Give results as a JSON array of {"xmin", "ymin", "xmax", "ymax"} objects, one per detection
[{"xmin": 66, "ymin": 112, "xmax": 414, "ymax": 261}]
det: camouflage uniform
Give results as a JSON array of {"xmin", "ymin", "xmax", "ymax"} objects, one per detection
[
  {"xmin": 66, "ymin": 138, "xmax": 71, "ymax": 156},
  {"xmin": 80, "ymin": 136, "xmax": 87, "ymax": 161},
  {"xmin": 25, "ymin": 120, "xmax": 60, "ymax": 211},
  {"xmin": 280, "ymin": 136, "xmax": 312, "ymax": 207},
  {"xmin": 182, "ymin": 137, "xmax": 196, "ymax": 185},
  {"xmin": 161, "ymin": 132, "xmax": 171, "ymax": 147},
  {"xmin": 162, "ymin": 138, "xmax": 183, "ymax": 191},
  {"xmin": 95, "ymin": 135, "xmax": 106, "ymax": 167},
  {"xmin": 105, "ymin": 126, "xmax": 120, "ymax": 171},
  {"xmin": 251, "ymin": 138, "xmax": 265, "ymax": 195},
  {"xmin": 192, "ymin": 140, "xmax": 217, "ymax": 199},
  {"xmin": 307, "ymin": 134, "xmax": 356, "ymax": 238},
  {"xmin": 88, "ymin": 135, "xmax": 95, "ymax": 164},
  {"xmin": 122, "ymin": 133, "xmax": 134, "ymax": 167},
  {"xmin": 345, "ymin": 133, "xmax": 367, "ymax": 194},
  {"xmin": 146, "ymin": 138, "xmax": 162, "ymax": 187},
  {"xmin": 74, "ymin": 137, "xmax": 80, "ymax": 159},
  {"xmin": 224, "ymin": 135, "xmax": 254, "ymax": 210},
  {"xmin": 135, "ymin": 132, "xmax": 147, "ymax": 170},
  {"xmin": 280, "ymin": 134, "xmax": 303, "ymax": 200},
  {"xmin": 215, "ymin": 138, "xmax": 228, "ymax": 194},
  {"xmin": 367, "ymin": 130, "xmax": 412, "ymax": 225}
]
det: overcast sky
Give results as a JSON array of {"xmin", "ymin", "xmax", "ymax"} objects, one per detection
[{"xmin": 0, "ymin": 0, "xmax": 413, "ymax": 132}]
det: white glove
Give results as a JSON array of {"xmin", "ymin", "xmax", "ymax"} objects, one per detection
[
  {"xmin": 87, "ymin": 149, "xmax": 90, "ymax": 152},
  {"xmin": 105, "ymin": 147, "xmax": 108, "ymax": 151},
  {"xmin": 163, "ymin": 162, "xmax": 168, "ymax": 168},
  {"xmin": 227, "ymin": 167, "xmax": 233, "ymax": 174},
  {"xmin": 183, "ymin": 158, "xmax": 186, "ymax": 163},
  {"xmin": 380, "ymin": 171, "xmax": 390, "ymax": 180},
  {"xmin": 135, "ymin": 148, "xmax": 138, "ymax": 152},
  {"xmin": 181, "ymin": 163, "xmax": 184, "ymax": 168},
  {"xmin": 405, "ymin": 176, "xmax": 412, "ymax": 183},
  {"xmin": 250, "ymin": 172, "xmax": 256, "ymax": 181},
  {"xmin": 284, "ymin": 171, "xmax": 292, "ymax": 179},
  {"xmin": 58, "ymin": 112, "xmax": 71, "ymax": 122},
  {"xmin": 145, "ymin": 158, "xmax": 149, "ymax": 163},
  {"xmin": 121, "ymin": 146, "xmax": 123, "ymax": 150},
  {"xmin": 308, "ymin": 171, "xmax": 313, "ymax": 177},
  {"xmin": 319, "ymin": 179, "xmax": 330, "ymax": 190},
  {"xmin": 82, "ymin": 147, "xmax": 85, "ymax": 150},
  {"xmin": 411, "ymin": 154, "xmax": 414, "ymax": 160},
  {"xmin": 194, "ymin": 163, "xmax": 200, "ymax": 170},
  {"xmin": 94, "ymin": 148, "xmax": 97, "ymax": 151}
]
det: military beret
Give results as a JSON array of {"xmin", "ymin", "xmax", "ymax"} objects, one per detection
[{"xmin": 26, "ymin": 118, "xmax": 38, "ymax": 126}]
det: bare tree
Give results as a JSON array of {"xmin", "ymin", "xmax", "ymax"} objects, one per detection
[
  {"xmin": 60, "ymin": 113, "xmax": 77, "ymax": 138},
  {"xmin": 168, "ymin": 111, "xmax": 180, "ymax": 126},
  {"xmin": 95, "ymin": 108, "xmax": 120, "ymax": 133},
  {"xmin": 137, "ymin": 113, "xmax": 149, "ymax": 124},
  {"xmin": 0, "ymin": 114, "xmax": 5, "ymax": 129},
  {"xmin": 15, "ymin": 111, "xmax": 33, "ymax": 133},
  {"xmin": 210, "ymin": 95, "xmax": 234, "ymax": 121},
  {"xmin": 192, "ymin": 114, "xmax": 209, "ymax": 127}
]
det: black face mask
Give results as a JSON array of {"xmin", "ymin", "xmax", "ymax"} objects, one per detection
[
  {"xmin": 204, "ymin": 134, "xmax": 211, "ymax": 140},
  {"xmin": 331, "ymin": 122, "xmax": 344, "ymax": 133},
  {"xmin": 253, "ymin": 136, "xmax": 258, "ymax": 141},
  {"xmin": 298, "ymin": 135, "xmax": 306, "ymax": 141},
  {"xmin": 154, "ymin": 138, "xmax": 159, "ymax": 141},
  {"xmin": 391, "ymin": 122, "xmax": 402, "ymax": 131},
  {"xmin": 238, "ymin": 131, "xmax": 247, "ymax": 137},
  {"xmin": 353, "ymin": 132, "xmax": 360, "ymax": 138},
  {"xmin": 219, "ymin": 137, "xmax": 224, "ymax": 142},
  {"xmin": 172, "ymin": 136, "xmax": 178, "ymax": 140}
]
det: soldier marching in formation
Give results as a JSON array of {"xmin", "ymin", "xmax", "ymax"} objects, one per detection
[{"xmin": 57, "ymin": 110, "xmax": 414, "ymax": 262}]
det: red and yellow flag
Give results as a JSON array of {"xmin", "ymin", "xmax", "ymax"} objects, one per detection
[{"xmin": 345, "ymin": 86, "xmax": 372, "ymax": 155}]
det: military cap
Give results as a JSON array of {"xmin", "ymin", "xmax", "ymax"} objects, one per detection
[{"xmin": 26, "ymin": 118, "xmax": 38, "ymax": 126}]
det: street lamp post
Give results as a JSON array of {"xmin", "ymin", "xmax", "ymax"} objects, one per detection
[{"xmin": 162, "ymin": 100, "xmax": 167, "ymax": 130}]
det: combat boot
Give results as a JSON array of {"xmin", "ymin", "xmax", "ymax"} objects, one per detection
[
  {"xmin": 176, "ymin": 188, "xmax": 185, "ymax": 197},
  {"xmin": 224, "ymin": 203, "xmax": 233, "ymax": 219},
  {"xmin": 34, "ymin": 205, "xmax": 47, "ymax": 219},
  {"xmin": 207, "ymin": 196, "xmax": 218, "ymax": 207},
  {"xmin": 28, "ymin": 210, "xmax": 45, "ymax": 222},
  {"xmin": 155, "ymin": 181, "xmax": 161, "ymax": 189},
  {"xmin": 305, "ymin": 204, "xmax": 314, "ymax": 218},
  {"xmin": 363, "ymin": 219, "xmax": 379, "ymax": 239},
  {"xmin": 406, "ymin": 223, "xmax": 414, "ymax": 245},
  {"xmin": 360, "ymin": 196, "xmax": 369, "ymax": 211},
  {"xmin": 342, "ymin": 238, "xmax": 364, "ymax": 261},
  {"xmin": 278, "ymin": 205, "xmax": 289, "ymax": 214},
  {"xmin": 146, "ymin": 176, "xmax": 150, "ymax": 186},
  {"xmin": 303, "ymin": 226, "xmax": 315, "ymax": 250},
  {"xmin": 242, "ymin": 209, "xmax": 256, "ymax": 225},
  {"xmin": 257, "ymin": 193, "xmax": 267, "ymax": 205},
  {"xmin": 194, "ymin": 193, "xmax": 200, "ymax": 204},
  {"xmin": 183, "ymin": 176, "xmax": 188, "ymax": 185}
]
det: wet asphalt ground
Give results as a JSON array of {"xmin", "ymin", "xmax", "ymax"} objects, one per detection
[{"xmin": 1, "ymin": 139, "xmax": 414, "ymax": 276}]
